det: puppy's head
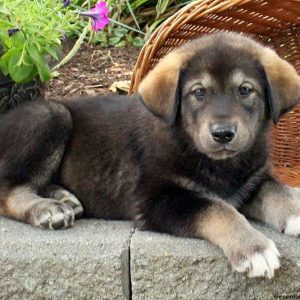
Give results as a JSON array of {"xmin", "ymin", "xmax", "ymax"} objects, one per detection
[{"xmin": 139, "ymin": 32, "xmax": 300, "ymax": 160}]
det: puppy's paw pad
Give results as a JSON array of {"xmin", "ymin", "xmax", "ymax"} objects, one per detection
[
  {"xmin": 232, "ymin": 240, "xmax": 280, "ymax": 279},
  {"xmin": 284, "ymin": 215, "xmax": 300, "ymax": 236},
  {"xmin": 27, "ymin": 200, "xmax": 75, "ymax": 230},
  {"xmin": 51, "ymin": 190, "xmax": 83, "ymax": 218}
]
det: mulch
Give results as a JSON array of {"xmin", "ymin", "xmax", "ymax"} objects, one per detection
[{"xmin": 45, "ymin": 41, "xmax": 140, "ymax": 101}]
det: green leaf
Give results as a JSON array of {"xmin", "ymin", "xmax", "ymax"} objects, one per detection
[
  {"xmin": 126, "ymin": 34, "xmax": 133, "ymax": 44},
  {"xmin": 23, "ymin": 65, "xmax": 38, "ymax": 83},
  {"xmin": 132, "ymin": 36, "xmax": 144, "ymax": 48},
  {"xmin": 26, "ymin": 43, "xmax": 52, "ymax": 82},
  {"xmin": 95, "ymin": 31, "xmax": 108, "ymax": 46},
  {"xmin": 45, "ymin": 45, "xmax": 59, "ymax": 60},
  {"xmin": 108, "ymin": 37, "xmax": 121, "ymax": 46},
  {"xmin": 8, "ymin": 52, "xmax": 34, "ymax": 83},
  {"xmin": 113, "ymin": 27, "xmax": 128, "ymax": 38},
  {"xmin": 156, "ymin": 0, "xmax": 170, "ymax": 18},
  {"xmin": 0, "ymin": 20, "xmax": 13, "ymax": 27},
  {"xmin": 1, "ymin": 33, "xmax": 13, "ymax": 49},
  {"xmin": 116, "ymin": 41, "xmax": 126, "ymax": 48},
  {"xmin": 130, "ymin": 0, "xmax": 149, "ymax": 10},
  {"xmin": 0, "ymin": 47, "xmax": 21, "ymax": 75},
  {"xmin": 34, "ymin": 41, "xmax": 42, "ymax": 52},
  {"xmin": 10, "ymin": 31, "xmax": 26, "ymax": 48},
  {"xmin": 149, "ymin": 17, "xmax": 166, "ymax": 33},
  {"xmin": 0, "ymin": 7, "xmax": 10, "ymax": 15}
]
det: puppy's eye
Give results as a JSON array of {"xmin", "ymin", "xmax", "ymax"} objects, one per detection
[
  {"xmin": 239, "ymin": 84, "xmax": 253, "ymax": 96},
  {"xmin": 192, "ymin": 87, "xmax": 206, "ymax": 100}
]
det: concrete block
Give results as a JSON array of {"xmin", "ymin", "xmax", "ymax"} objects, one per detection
[
  {"xmin": 1, "ymin": 216, "xmax": 300, "ymax": 300},
  {"xmin": 0, "ymin": 218, "xmax": 133, "ymax": 300},
  {"xmin": 131, "ymin": 223, "xmax": 300, "ymax": 300}
]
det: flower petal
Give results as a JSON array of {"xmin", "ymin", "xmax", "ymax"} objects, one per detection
[
  {"xmin": 80, "ymin": 1, "xmax": 109, "ymax": 32},
  {"xmin": 92, "ymin": 16, "xmax": 109, "ymax": 31},
  {"xmin": 97, "ymin": 2, "xmax": 109, "ymax": 15}
]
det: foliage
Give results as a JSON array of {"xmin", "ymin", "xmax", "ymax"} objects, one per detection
[
  {"xmin": 72, "ymin": 0, "xmax": 192, "ymax": 47},
  {"xmin": 0, "ymin": 0, "xmax": 193, "ymax": 84},
  {"xmin": 109, "ymin": 0, "xmax": 192, "ymax": 34},
  {"xmin": 0, "ymin": 0, "xmax": 81, "ymax": 83}
]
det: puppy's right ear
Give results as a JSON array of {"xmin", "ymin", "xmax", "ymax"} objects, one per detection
[
  {"xmin": 138, "ymin": 52, "xmax": 184, "ymax": 125},
  {"xmin": 259, "ymin": 48, "xmax": 300, "ymax": 124}
]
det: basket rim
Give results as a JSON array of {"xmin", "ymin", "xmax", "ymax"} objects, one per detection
[
  {"xmin": 129, "ymin": 0, "xmax": 254, "ymax": 94},
  {"xmin": 129, "ymin": 0, "xmax": 300, "ymax": 94}
]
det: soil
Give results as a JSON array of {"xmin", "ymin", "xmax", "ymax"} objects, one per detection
[{"xmin": 45, "ymin": 41, "xmax": 140, "ymax": 101}]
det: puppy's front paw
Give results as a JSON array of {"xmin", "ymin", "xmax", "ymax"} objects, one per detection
[
  {"xmin": 227, "ymin": 234, "xmax": 280, "ymax": 279},
  {"xmin": 284, "ymin": 215, "xmax": 300, "ymax": 236},
  {"xmin": 25, "ymin": 199, "xmax": 75, "ymax": 230}
]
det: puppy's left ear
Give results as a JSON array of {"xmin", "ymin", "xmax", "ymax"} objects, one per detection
[
  {"xmin": 138, "ymin": 52, "xmax": 185, "ymax": 125},
  {"xmin": 260, "ymin": 48, "xmax": 300, "ymax": 124}
]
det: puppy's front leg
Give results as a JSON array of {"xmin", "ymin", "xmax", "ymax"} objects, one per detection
[
  {"xmin": 141, "ymin": 185, "xmax": 280, "ymax": 278},
  {"xmin": 241, "ymin": 179, "xmax": 300, "ymax": 236}
]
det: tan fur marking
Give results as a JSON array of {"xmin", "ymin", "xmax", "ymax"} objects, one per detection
[
  {"xmin": 230, "ymin": 70, "xmax": 262, "ymax": 94},
  {"xmin": 197, "ymin": 199, "xmax": 280, "ymax": 278},
  {"xmin": 1, "ymin": 185, "xmax": 75, "ymax": 229},
  {"xmin": 197, "ymin": 73, "xmax": 214, "ymax": 89},
  {"xmin": 182, "ymin": 73, "xmax": 215, "ymax": 95},
  {"xmin": 138, "ymin": 51, "xmax": 185, "ymax": 120},
  {"xmin": 197, "ymin": 200, "xmax": 252, "ymax": 251},
  {"xmin": 3, "ymin": 186, "xmax": 43, "ymax": 221},
  {"xmin": 258, "ymin": 47, "xmax": 300, "ymax": 111},
  {"xmin": 169, "ymin": 175, "xmax": 202, "ymax": 192},
  {"xmin": 241, "ymin": 181, "xmax": 300, "ymax": 232}
]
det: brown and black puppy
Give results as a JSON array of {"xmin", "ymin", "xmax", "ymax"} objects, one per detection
[{"xmin": 0, "ymin": 32, "xmax": 300, "ymax": 279}]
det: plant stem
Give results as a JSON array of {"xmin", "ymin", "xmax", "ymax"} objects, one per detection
[
  {"xmin": 125, "ymin": 0, "xmax": 140, "ymax": 30},
  {"xmin": 52, "ymin": 23, "xmax": 89, "ymax": 71},
  {"xmin": 109, "ymin": 18, "xmax": 145, "ymax": 35}
]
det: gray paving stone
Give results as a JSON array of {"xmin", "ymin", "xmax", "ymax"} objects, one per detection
[
  {"xmin": 1, "ymin": 216, "xmax": 300, "ymax": 300},
  {"xmin": 131, "ymin": 223, "xmax": 300, "ymax": 300},
  {"xmin": 0, "ymin": 217, "xmax": 133, "ymax": 300}
]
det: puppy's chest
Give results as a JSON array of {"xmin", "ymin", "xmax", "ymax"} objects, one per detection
[
  {"xmin": 178, "ymin": 165, "xmax": 261, "ymax": 205},
  {"xmin": 199, "ymin": 169, "xmax": 245, "ymax": 195}
]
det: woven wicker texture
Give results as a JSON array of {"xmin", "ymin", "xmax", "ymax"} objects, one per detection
[{"xmin": 129, "ymin": 0, "xmax": 300, "ymax": 187}]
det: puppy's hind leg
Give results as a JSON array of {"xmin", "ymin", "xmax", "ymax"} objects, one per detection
[
  {"xmin": 241, "ymin": 179, "xmax": 300, "ymax": 236},
  {"xmin": 0, "ymin": 100, "xmax": 74, "ymax": 229},
  {"xmin": 1, "ymin": 185, "xmax": 75, "ymax": 229}
]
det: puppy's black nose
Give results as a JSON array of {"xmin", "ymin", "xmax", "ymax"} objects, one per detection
[{"xmin": 210, "ymin": 124, "xmax": 236, "ymax": 144}]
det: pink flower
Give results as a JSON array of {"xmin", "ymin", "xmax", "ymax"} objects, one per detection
[{"xmin": 80, "ymin": 2, "xmax": 109, "ymax": 32}]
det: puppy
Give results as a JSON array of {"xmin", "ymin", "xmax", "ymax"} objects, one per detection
[{"xmin": 0, "ymin": 32, "xmax": 300, "ymax": 279}]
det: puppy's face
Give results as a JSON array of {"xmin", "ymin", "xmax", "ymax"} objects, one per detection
[
  {"xmin": 139, "ymin": 32, "xmax": 300, "ymax": 161},
  {"xmin": 180, "ymin": 48, "xmax": 267, "ymax": 160}
]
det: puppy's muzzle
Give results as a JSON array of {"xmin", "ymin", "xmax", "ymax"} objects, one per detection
[{"xmin": 210, "ymin": 123, "xmax": 237, "ymax": 144}]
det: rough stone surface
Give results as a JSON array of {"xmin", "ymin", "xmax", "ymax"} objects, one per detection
[
  {"xmin": 131, "ymin": 223, "xmax": 300, "ymax": 300},
  {"xmin": 1, "ymin": 217, "xmax": 300, "ymax": 300},
  {"xmin": 0, "ymin": 217, "xmax": 133, "ymax": 300}
]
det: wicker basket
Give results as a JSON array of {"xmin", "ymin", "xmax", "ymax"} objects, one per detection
[{"xmin": 129, "ymin": 0, "xmax": 300, "ymax": 187}]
